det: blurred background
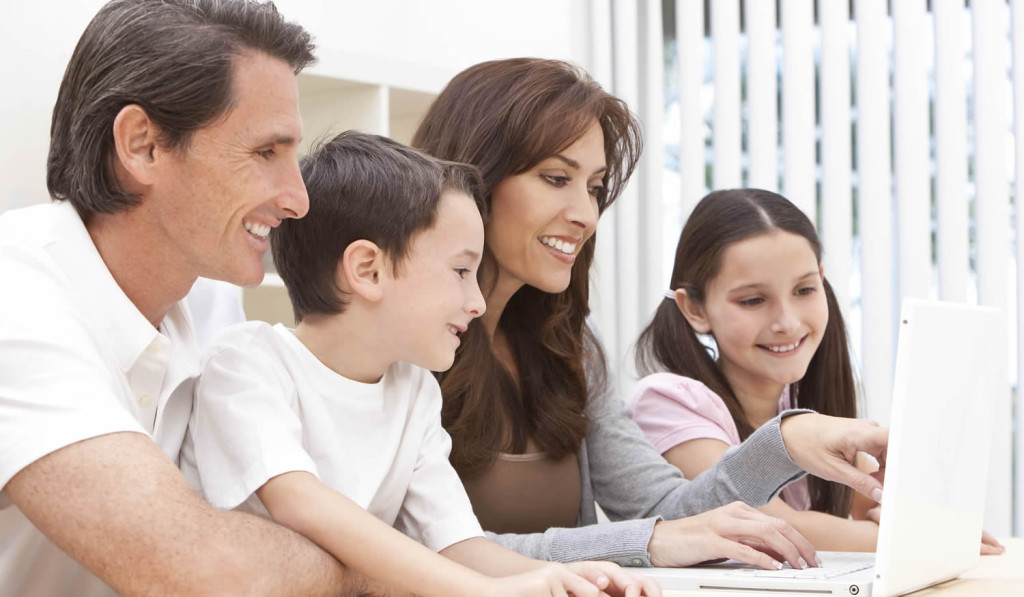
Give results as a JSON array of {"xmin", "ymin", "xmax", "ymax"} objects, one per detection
[{"xmin": 2, "ymin": 0, "xmax": 1020, "ymax": 537}]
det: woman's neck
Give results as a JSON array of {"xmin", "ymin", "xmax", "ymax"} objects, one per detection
[
  {"xmin": 479, "ymin": 263, "xmax": 524, "ymax": 341},
  {"xmin": 718, "ymin": 360, "xmax": 786, "ymax": 429}
]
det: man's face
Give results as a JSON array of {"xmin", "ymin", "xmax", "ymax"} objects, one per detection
[{"xmin": 147, "ymin": 50, "xmax": 308, "ymax": 287}]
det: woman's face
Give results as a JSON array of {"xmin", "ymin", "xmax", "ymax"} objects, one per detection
[{"xmin": 485, "ymin": 119, "xmax": 606, "ymax": 296}]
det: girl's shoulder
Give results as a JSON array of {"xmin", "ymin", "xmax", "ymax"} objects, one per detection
[
  {"xmin": 630, "ymin": 372, "xmax": 741, "ymax": 447},
  {"xmin": 630, "ymin": 372, "xmax": 730, "ymax": 418}
]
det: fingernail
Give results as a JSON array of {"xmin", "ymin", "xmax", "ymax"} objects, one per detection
[
  {"xmin": 871, "ymin": 488, "xmax": 883, "ymax": 502},
  {"xmin": 798, "ymin": 557, "xmax": 808, "ymax": 570},
  {"xmin": 815, "ymin": 555, "xmax": 823, "ymax": 567},
  {"xmin": 774, "ymin": 560, "xmax": 784, "ymax": 570}
]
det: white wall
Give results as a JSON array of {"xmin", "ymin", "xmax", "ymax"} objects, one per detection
[{"xmin": 0, "ymin": 0, "xmax": 592, "ymax": 212}]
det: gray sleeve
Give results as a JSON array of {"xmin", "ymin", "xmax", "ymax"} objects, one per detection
[
  {"xmin": 484, "ymin": 517, "xmax": 659, "ymax": 566},
  {"xmin": 585, "ymin": 372, "xmax": 808, "ymax": 523}
]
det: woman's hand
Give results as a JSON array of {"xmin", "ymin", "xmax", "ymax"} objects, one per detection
[
  {"xmin": 779, "ymin": 414, "xmax": 887, "ymax": 502},
  {"xmin": 488, "ymin": 561, "xmax": 660, "ymax": 597},
  {"xmin": 647, "ymin": 502, "xmax": 819, "ymax": 570}
]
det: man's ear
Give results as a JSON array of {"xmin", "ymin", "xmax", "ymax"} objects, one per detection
[
  {"xmin": 673, "ymin": 289, "xmax": 712, "ymax": 334},
  {"xmin": 111, "ymin": 104, "xmax": 161, "ymax": 189},
  {"xmin": 339, "ymin": 240, "xmax": 385, "ymax": 302}
]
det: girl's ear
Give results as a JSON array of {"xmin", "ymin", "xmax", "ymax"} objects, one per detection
[
  {"xmin": 339, "ymin": 240, "xmax": 385, "ymax": 302},
  {"xmin": 674, "ymin": 289, "xmax": 713, "ymax": 334}
]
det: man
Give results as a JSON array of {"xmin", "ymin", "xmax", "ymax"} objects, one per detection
[{"xmin": 0, "ymin": 1, "xmax": 374, "ymax": 594}]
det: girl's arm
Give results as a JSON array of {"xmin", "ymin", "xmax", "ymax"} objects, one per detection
[
  {"xmin": 663, "ymin": 438, "xmax": 878, "ymax": 552},
  {"xmin": 257, "ymin": 471, "xmax": 617, "ymax": 597}
]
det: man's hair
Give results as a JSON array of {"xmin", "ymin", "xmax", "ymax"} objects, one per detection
[
  {"xmin": 272, "ymin": 131, "xmax": 485, "ymax": 323},
  {"xmin": 47, "ymin": 0, "xmax": 316, "ymax": 220}
]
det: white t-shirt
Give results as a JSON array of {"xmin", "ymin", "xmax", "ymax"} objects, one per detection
[
  {"xmin": 0, "ymin": 201, "xmax": 200, "ymax": 597},
  {"xmin": 182, "ymin": 321, "xmax": 484, "ymax": 552}
]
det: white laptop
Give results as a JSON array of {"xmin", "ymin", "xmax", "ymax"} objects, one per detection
[{"xmin": 638, "ymin": 299, "xmax": 1004, "ymax": 596}]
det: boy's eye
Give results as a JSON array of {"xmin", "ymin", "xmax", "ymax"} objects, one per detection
[
  {"xmin": 541, "ymin": 174, "xmax": 570, "ymax": 187},
  {"xmin": 738, "ymin": 297, "xmax": 764, "ymax": 307}
]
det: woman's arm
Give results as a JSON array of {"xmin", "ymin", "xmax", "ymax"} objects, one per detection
[{"xmin": 664, "ymin": 438, "xmax": 878, "ymax": 552}]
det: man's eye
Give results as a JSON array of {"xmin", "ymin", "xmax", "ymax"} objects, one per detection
[{"xmin": 257, "ymin": 149, "xmax": 276, "ymax": 159}]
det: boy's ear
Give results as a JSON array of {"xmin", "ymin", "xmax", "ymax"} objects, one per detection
[
  {"xmin": 339, "ymin": 240, "xmax": 385, "ymax": 302},
  {"xmin": 674, "ymin": 289, "xmax": 712, "ymax": 334},
  {"xmin": 112, "ymin": 104, "xmax": 160, "ymax": 190}
]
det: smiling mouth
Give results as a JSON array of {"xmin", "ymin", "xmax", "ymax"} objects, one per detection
[
  {"xmin": 538, "ymin": 236, "xmax": 578, "ymax": 255},
  {"xmin": 758, "ymin": 336, "xmax": 806, "ymax": 354},
  {"xmin": 244, "ymin": 220, "xmax": 271, "ymax": 240}
]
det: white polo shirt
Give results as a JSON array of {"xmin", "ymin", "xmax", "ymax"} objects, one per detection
[
  {"xmin": 182, "ymin": 322, "xmax": 484, "ymax": 552},
  {"xmin": 0, "ymin": 201, "xmax": 200, "ymax": 597}
]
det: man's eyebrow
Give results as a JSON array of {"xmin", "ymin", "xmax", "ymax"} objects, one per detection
[{"xmin": 255, "ymin": 134, "xmax": 301, "ymax": 147}]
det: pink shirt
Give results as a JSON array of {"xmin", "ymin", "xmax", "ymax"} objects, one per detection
[{"xmin": 630, "ymin": 372, "xmax": 811, "ymax": 511}]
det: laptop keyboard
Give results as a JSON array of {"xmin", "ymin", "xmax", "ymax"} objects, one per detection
[{"xmin": 725, "ymin": 561, "xmax": 874, "ymax": 580}]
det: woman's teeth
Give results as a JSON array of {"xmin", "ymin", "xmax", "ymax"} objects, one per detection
[
  {"xmin": 244, "ymin": 221, "xmax": 271, "ymax": 239},
  {"xmin": 539, "ymin": 236, "xmax": 577, "ymax": 255},
  {"xmin": 447, "ymin": 325, "xmax": 459, "ymax": 336}
]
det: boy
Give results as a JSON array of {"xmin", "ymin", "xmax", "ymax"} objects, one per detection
[{"xmin": 183, "ymin": 132, "xmax": 657, "ymax": 597}]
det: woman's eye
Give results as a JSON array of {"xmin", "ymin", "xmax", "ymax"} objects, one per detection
[
  {"xmin": 541, "ymin": 174, "xmax": 570, "ymax": 187},
  {"xmin": 588, "ymin": 185, "xmax": 608, "ymax": 199},
  {"xmin": 739, "ymin": 297, "xmax": 764, "ymax": 307},
  {"xmin": 455, "ymin": 268, "xmax": 471, "ymax": 279},
  {"xmin": 796, "ymin": 286, "xmax": 817, "ymax": 296}
]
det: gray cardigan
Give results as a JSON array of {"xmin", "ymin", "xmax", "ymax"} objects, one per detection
[{"xmin": 485, "ymin": 371, "xmax": 807, "ymax": 566}]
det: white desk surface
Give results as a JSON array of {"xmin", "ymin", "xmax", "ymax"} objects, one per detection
[{"xmin": 660, "ymin": 537, "xmax": 1024, "ymax": 597}]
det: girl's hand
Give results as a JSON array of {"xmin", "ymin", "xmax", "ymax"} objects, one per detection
[
  {"xmin": 647, "ymin": 502, "xmax": 819, "ymax": 570},
  {"xmin": 779, "ymin": 414, "xmax": 887, "ymax": 502},
  {"xmin": 981, "ymin": 530, "xmax": 1005, "ymax": 555},
  {"xmin": 863, "ymin": 506, "xmax": 1002, "ymax": 555}
]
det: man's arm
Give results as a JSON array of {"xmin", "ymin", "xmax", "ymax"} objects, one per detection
[{"xmin": 6, "ymin": 432, "xmax": 369, "ymax": 597}]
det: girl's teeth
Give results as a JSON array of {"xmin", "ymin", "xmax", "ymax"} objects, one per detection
[
  {"xmin": 768, "ymin": 342, "xmax": 799, "ymax": 353},
  {"xmin": 448, "ymin": 325, "xmax": 458, "ymax": 335}
]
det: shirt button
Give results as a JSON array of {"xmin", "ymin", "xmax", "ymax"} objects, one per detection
[
  {"xmin": 137, "ymin": 393, "xmax": 152, "ymax": 407},
  {"xmin": 632, "ymin": 558, "xmax": 643, "ymax": 566}
]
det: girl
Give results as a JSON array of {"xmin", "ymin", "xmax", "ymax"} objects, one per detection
[
  {"xmin": 412, "ymin": 59, "xmax": 890, "ymax": 569},
  {"xmin": 631, "ymin": 188, "xmax": 1002, "ymax": 554}
]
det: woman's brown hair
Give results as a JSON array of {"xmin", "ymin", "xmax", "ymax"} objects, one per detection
[
  {"xmin": 635, "ymin": 189, "xmax": 858, "ymax": 517},
  {"xmin": 412, "ymin": 58, "xmax": 642, "ymax": 477}
]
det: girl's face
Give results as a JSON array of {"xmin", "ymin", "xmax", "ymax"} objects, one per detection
[
  {"xmin": 681, "ymin": 231, "xmax": 829, "ymax": 395},
  {"xmin": 484, "ymin": 119, "xmax": 606, "ymax": 296}
]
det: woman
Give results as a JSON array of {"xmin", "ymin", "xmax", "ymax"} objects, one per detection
[{"xmin": 411, "ymin": 58, "xmax": 886, "ymax": 569}]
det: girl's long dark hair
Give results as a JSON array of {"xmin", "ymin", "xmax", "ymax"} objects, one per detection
[
  {"xmin": 412, "ymin": 58, "xmax": 642, "ymax": 477},
  {"xmin": 635, "ymin": 189, "xmax": 858, "ymax": 517}
]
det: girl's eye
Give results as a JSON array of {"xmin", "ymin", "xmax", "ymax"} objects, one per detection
[
  {"xmin": 739, "ymin": 297, "xmax": 764, "ymax": 307},
  {"xmin": 541, "ymin": 174, "xmax": 570, "ymax": 187},
  {"xmin": 796, "ymin": 286, "xmax": 817, "ymax": 296},
  {"xmin": 455, "ymin": 268, "xmax": 471, "ymax": 279}
]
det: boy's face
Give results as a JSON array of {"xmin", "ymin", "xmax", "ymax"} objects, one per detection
[{"xmin": 381, "ymin": 189, "xmax": 486, "ymax": 371}]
